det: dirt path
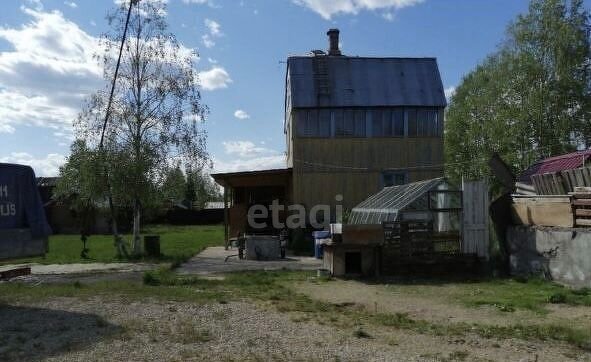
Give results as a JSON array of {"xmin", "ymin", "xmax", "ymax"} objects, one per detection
[
  {"xmin": 294, "ymin": 279, "xmax": 591, "ymax": 331},
  {"xmin": 2, "ymin": 296, "xmax": 588, "ymax": 362}
]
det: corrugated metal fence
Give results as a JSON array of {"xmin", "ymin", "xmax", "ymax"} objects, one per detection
[{"xmin": 462, "ymin": 180, "xmax": 489, "ymax": 259}]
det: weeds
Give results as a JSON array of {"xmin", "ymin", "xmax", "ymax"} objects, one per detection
[{"xmin": 353, "ymin": 328, "xmax": 371, "ymax": 339}]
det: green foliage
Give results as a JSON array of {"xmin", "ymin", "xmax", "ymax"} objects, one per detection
[
  {"xmin": 67, "ymin": 0, "xmax": 210, "ymax": 253},
  {"xmin": 548, "ymin": 292, "xmax": 568, "ymax": 303},
  {"xmin": 454, "ymin": 277, "xmax": 591, "ymax": 312},
  {"xmin": 0, "ymin": 224, "xmax": 223, "ymax": 265},
  {"xmin": 445, "ymin": 0, "xmax": 591, "ymax": 182},
  {"xmin": 185, "ymin": 166, "xmax": 222, "ymax": 209},
  {"xmin": 160, "ymin": 166, "xmax": 187, "ymax": 204}
]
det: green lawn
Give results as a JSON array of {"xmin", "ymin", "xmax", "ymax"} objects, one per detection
[{"xmin": 0, "ymin": 224, "xmax": 224, "ymax": 265}]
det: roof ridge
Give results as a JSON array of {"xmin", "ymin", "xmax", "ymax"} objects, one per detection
[{"xmin": 539, "ymin": 149, "xmax": 591, "ymax": 162}]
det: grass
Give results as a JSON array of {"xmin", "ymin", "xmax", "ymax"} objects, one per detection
[
  {"xmin": 0, "ymin": 224, "xmax": 224, "ymax": 265},
  {"xmin": 1, "ymin": 270, "xmax": 590, "ymax": 351},
  {"xmin": 379, "ymin": 276, "xmax": 591, "ymax": 314},
  {"xmin": 452, "ymin": 277, "xmax": 591, "ymax": 313}
]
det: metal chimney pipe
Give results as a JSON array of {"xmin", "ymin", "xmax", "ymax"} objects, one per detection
[{"xmin": 327, "ymin": 29, "xmax": 341, "ymax": 56}]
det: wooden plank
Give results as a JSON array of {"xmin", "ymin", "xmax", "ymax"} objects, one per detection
[
  {"xmin": 0, "ymin": 267, "xmax": 31, "ymax": 280},
  {"xmin": 554, "ymin": 173, "xmax": 566, "ymax": 194},
  {"xmin": 573, "ymin": 168, "xmax": 585, "ymax": 186},
  {"xmin": 574, "ymin": 186, "xmax": 591, "ymax": 192},
  {"xmin": 573, "ymin": 199, "xmax": 591, "ymax": 206},
  {"xmin": 575, "ymin": 209, "xmax": 591, "ymax": 217},
  {"xmin": 569, "ymin": 192, "xmax": 591, "ymax": 199},
  {"xmin": 462, "ymin": 180, "xmax": 489, "ymax": 259},
  {"xmin": 575, "ymin": 219, "xmax": 591, "ymax": 227},
  {"xmin": 511, "ymin": 201, "xmax": 574, "ymax": 227},
  {"xmin": 534, "ymin": 175, "xmax": 544, "ymax": 194},
  {"xmin": 561, "ymin": 170, "xmax": 573, "ymax": 192},
  {"xmin": 584, "ymin": 168, "xmax": 591, "ymax": 185},
  {"xmin": 513, "ymin": 196, "xmax": 571, "ymax": 203}
]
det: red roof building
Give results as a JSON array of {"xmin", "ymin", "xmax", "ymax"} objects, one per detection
[{"xmin": 519, "ymin": 149, "xmax": 591, "ymax": 183}]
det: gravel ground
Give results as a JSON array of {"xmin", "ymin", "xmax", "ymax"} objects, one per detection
[
  {"xmin": 294, "ymin": 279, "xmax": 591, "ymax": 329},
  {"xmin": 2, "ymin": 296, "xmax": 589, "ymax": 362}
]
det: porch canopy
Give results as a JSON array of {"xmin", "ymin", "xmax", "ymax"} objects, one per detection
[
  {"xmin": 211, "ymin": 168, "xmax": 292, "ymax": 189},
  {"xmin": 211, "ymin": 168, "xmax": 292, "ymax": 244},
  {"xmin": 349, "ymin": 177, "xmax": 447, "ymax": 225}
]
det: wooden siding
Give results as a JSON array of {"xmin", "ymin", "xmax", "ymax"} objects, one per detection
[{"xmin": 292, "ymin": 137, "xmax": 444, "ymax": 211}]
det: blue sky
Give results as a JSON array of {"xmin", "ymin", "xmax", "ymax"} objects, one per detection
[{"xmin": 0, "ymin": 0, "xmax": 584, "ymax": 176}]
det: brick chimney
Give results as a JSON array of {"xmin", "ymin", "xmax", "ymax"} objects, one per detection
[{"xmin": 327, "ymin": 29, "xmax": 341, "ymax": 56}]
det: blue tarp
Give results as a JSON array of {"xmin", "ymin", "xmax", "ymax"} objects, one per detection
[{"xmin": 0, "ymin": 163, "xmax": 51, "ymax": 238}]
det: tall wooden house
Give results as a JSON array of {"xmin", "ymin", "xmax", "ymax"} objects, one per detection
[{"xmin": 213, "ymin": 29, "xmax": 447, "ymax": 243}]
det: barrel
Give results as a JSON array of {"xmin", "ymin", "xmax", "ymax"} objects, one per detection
[{"xmin": 144, "ymin": 235, "xmax": 161, "ymax": 257}]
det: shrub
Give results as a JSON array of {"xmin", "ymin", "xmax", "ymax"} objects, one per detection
[{"xmin": 548, "ymin": 292, "xmax": 567, "ymax": 304}]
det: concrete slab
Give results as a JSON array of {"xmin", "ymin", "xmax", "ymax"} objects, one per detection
[
  {"xmin": 0, "ymin": 262, "xmax": 157, "ymax": 275},
  {"xmin": 177, "ymin": 247, "xmax": 321, "ymax": 275}
]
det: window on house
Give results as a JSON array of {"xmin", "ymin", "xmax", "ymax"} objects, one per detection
[
  {"xmin": 408, "ymin": 109, "xmax": 439, "ymax": 137},
  {"xmin": 336, "ymin": 109, "xmax": 365, "ymax": 137},
  {"xmin": 393, "ymin": 109, "xmax": 405, "ymax": 136},
  {"xmin": 382, "ymin": 172, "xmax": 407, "ymax": 187},
  {"xmin": 297, "ymin": 109, "xmax": 329, "ymax": 137},
  {"xmin": 372, "ymin": 109, "xmax": 404, "ymax": 137},
  {"xmin": 318, "ymin": 109, "xmax": 331, "ymax": 137}
]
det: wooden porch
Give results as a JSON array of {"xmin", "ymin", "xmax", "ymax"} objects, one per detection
[{"xmin": 211, "ymin": 168, "xmax": 292, "ymax": 248}]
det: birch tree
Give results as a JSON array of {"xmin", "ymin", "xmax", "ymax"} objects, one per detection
[
  {"xmin": 75, "ymin": 0, "xmax": 208, "ymax": 255},
  {"xmin": 445, "ymin": 0, "xmax": 591, "ymax": 182}
]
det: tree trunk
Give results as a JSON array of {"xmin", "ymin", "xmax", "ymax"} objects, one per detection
[{"xmin": 132, "ymin": 198, "xmax": 142, "ymax": 256}]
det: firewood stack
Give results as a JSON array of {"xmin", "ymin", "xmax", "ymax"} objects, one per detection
[{"xmin": 571, "ymin": 187, "xmax": 591, "ymax": 227}]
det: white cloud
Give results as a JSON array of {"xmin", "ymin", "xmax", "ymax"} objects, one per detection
[
  {"xmin": 198, "ymin": 66, "xmax": 232, "ymax": 91},
  {"xmin": 201, "ymin": 34, "xmax": 215, "ymax": 48},
  {"xmin": 182, "ymin": 0, "xmax": 218, "ymax": 7},
  {"xmin": 207, "ymin": 57, "xmax": 218, "ymax": 64},
  {"xmin": 26, "ymin": 0, "xmax": 43, "ymax": 11},
  {"xmin": 0, "ymin": 152, "xmax": 66, "ymax": 177},
  {"xmin": 113, "ymin": 0, "xmax": 168, "ymax": 16},
  {"xmin": 234, "ymin": 110, "xmax": 250, "ymax": 120},
  {"xmin": 64, "ymin": 1, "xmax": 77, "ymax": 8},
  {"xmin": 223, "ymin": 141, "xmax": 271, "ymax": 158},
  {"xmin": 201, "ymin": 18, "xmax": 222, "ymax": 48},
  {"xmin": 214, "ymin": 141, "xmax": 285, "ymax": 172},
  {"xmin": 0, "ymin": 124, "xmax": 15, "ymax": 134},
  {"xmin": 445, "ymin": 86, "xmax": 456, "ymax": 102},
  {"xmin": 0, "ymin": 7, "xmax": 102, "ymax": 134},
  {"xmin": 213, "ymin": 155, "xmax": 286, "ymax": 173},
  {"xmin": 204, "ymin": 19, "xmax": 222, "ymax": 37},
  {"xmin": 293, "ymin": 0, "xmax": 423, "ymax": 19},
  {"xmin": 382, "ymin": 12, "xmax": 394, "ymax": 21}
]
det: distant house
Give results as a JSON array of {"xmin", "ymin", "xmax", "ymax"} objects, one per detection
[
  {"xmin": 518, "ymin": 149, "xmax": 591, "ymax": 195},
  {"xmin": 212, "ymin": 29, "xmax": 447, "ymax": 244}
]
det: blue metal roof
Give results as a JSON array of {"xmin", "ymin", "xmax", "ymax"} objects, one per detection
[{"xmin": 287, "ymin": 56, "xmax": 447, "ymax": 109}]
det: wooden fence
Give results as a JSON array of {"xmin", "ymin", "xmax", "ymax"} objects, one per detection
[
  {"xmin": 531, "ymin": 166, "xmax": 591, "ymax": 195},
  {"xmin": 462, "ymin": 180, "xmax": 490, "ymax": 259}
]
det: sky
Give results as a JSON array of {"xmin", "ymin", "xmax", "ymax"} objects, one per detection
[{"xmin": 0, "ymin": 0, "xmax": 586, "ymax": 177}]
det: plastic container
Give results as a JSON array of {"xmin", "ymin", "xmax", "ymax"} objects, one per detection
[
  {"xmin": 312, "ymin": 230, "xmax": 331, "ymax": 239},
  {"xmin": 314, "ymin": 239, "xmax": 323, "ymax": 259},
  {"xmin": 312, "ymin": 230, "xmax": 331, "ymax": 259}
]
